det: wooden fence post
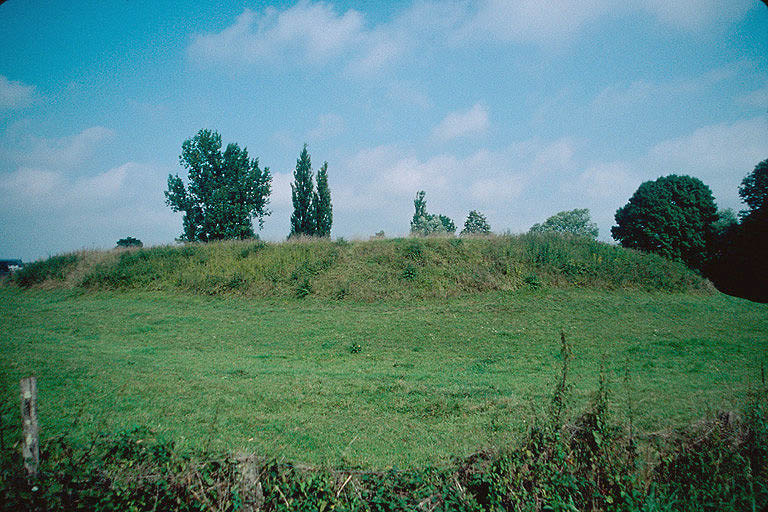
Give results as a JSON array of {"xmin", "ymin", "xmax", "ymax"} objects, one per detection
[{"xmin": 19, "ymin": 377, "xmax": 39, "ymax": 480}]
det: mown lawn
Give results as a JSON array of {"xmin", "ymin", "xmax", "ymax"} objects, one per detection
[{"xmin": 1, "ymin": 287, "xmax": 766, "ymax": 468}]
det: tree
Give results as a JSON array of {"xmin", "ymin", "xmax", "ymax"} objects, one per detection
[
  {"xmin": 438, "ymin": 215, "xmax": 456, "ymax": 234},
  {"xmin": 707, "ymin": 159, "xmax": 768, "ymax": 301},
  {"xmin": 290, "ymin": 145, "xmax": 315, "ymax": 237},
  {"xmin": 313, "ymin": 161, "xmax": 333, "ymax": 237},
  {"xmin": 116, "ymin": 236, "xmax": 142, "ymax": 248},
  {"xmin": 165, "ymin": 129, "xmax": 272, "ymax": 242},
  {"xmin": 461, "ymin": 210, "xmax": 491, "ymax": 235},
  {"xmin": 530, "ymin": 209, "xmax": 598, "ymax": 239},
  {"xmin": 409, "ymin": 191, "xmax": 454, "ymax": 236},
  {"xmin": 611, "ymin": 175, "xmax": 717, "ymax": 269},
  {"xmin": 739, "ymin": 158, "xmax": 768, "ymax": 220}
]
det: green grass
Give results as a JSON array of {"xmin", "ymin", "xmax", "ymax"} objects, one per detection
[
  {"xmin": 1, "ymin": 286, "xmax": 765, "ymax": 469},
  {"xmin": 12, "ymin": 234, "xmax": 710, "ymax": 299}
]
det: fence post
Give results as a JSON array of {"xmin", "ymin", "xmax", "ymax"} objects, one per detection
[{"xmin": 19, "ymin": 377, "xmax": 39, "ymax": 480}]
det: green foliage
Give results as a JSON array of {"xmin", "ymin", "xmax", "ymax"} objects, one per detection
[
  {"xmin": 2, "ymin": 352, "xmax": 766, "ymax": 511},
  {"xmin": 461, "ymin": 210, "xmax": 491, "ymax": 235},
  {"xmin": 531, "ymin": 208, "xmax": 599, "ymax": 239},
  {"xmin": 612, "ymin": 175, "xmax": 718, "ymax": 270},
  {"xmin": 10, "ymin": 235, "xmax": 712, "ymax": 297},
  {"xmin": 290, "ymin": 146, "xmax": 333, "ymax": 238},
  {"xmin": 165, "ymin": 129, "xmax": 272, "ymax": 242},
  {"xmin": 116, "ymin": 236, "xmax": 143, "ymax": 248},
  {"xmin": 12, "ymin": 253, "xmax": 79, "ymax": 287},
  {"xmin": 705, "ymin": 159, "xmax": 768, "ymax": 301},
  {"xmin": 738, "ymin": 158, "xmax": 768, "ymax": 218},
  {"xmin": 313, "ymin": 161, "xmax": 333, "ymax": 237},
  {"xmin": 290, "ymin": 144, "xmax": 315, "ymax": 237},
  {"xmin": 410, "ymin": 191, "xmax": 454, "ymax": 236}
]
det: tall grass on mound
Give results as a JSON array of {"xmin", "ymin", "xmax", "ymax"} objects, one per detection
[
  {"xmin": 12, "ymin": 234, "xmax": 710, "ymax": 298},
  {"xmin": 1, "ymin": 336, "xmax": 765, "ymax": 511}
]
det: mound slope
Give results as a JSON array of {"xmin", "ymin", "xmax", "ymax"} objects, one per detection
[{"xmin": 12, "ymin": 234, "xmax": 711, "ymax": 299}]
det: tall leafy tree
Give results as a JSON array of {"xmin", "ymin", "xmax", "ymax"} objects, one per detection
[
  {"xmin": 739, "ymin": 158, "xmax": 768, "ymax": 220},
  {"xmin": 313, "ymin": 161, "xmax": 333, "ymax": 237},
  {"xmin": 530, "ymin": 209, "xmax": 598, "ymax": 239},
  {"xmin": 290, "ymin": 145, "xmax": 315, "ymax": 237},
  {"xmin": 165, "ymin": 129, "xmax": 271, "ymax": 242},
  {"xmin": 611, "ymin": 174, "xmax": 717, "ymax": 269},
  {"xmin": 410, "ymin": 191, "xmax": 454, "ymax": 236},
  {"xmin": 707, "ymin": 159, "xmax": 768, "ymax": 301},
  {"xmin": 461, "ymin": 210, "xmax": 491, "ymax": 235}
]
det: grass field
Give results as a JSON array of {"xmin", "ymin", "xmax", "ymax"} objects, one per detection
[{"xmin": 2, "ymin": 286, "xmax": 766, "ymax": 469}]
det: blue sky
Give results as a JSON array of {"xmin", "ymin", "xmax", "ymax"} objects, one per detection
[{"xmin": 1, "ymin": 0, "xmax": 767, "ymax": 260}]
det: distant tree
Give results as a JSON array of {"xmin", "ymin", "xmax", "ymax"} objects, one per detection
[
  {"xmin": 116, "ymin": 237, "xmax": 143, "ymax": 248},
  {"xmin": 530, "ymin": 209, "xmax": 598, "ymax": 239},
  {"xmin": 313, "ymin": 161, "xmax": 333, "ymax": 237},
  {"xmin": 290, "ymin": 145, "xmax": 315, "ymax": 237},
  {"xmin": 165, "ymin": 129, "xmax": 272, "ymax": 242},
  {"xmin": 612, "ymin": 175, "xmax": 717, "ymax": 269},
  {"xmin": 438, "ymin": 215, "xmax": 456, "ymax": 234},
  {"xmin": 411, "ymin": 191, "xmax": 428, "ymax": 228},
  {"xmin": 410, "ymin": 191, "xmax": 453, "ymax": 236},
  {"xmin": 461, "ymin": 210, "xmax": 491, "ymax": 235},
  {"xmin": 739, "ymin": 158, "xmax": 768, "ymax": 220}
]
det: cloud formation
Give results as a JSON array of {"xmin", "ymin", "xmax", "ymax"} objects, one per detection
[
  {"xmin": 431, "ymin": 103, "xmax": 489, "ymax": 142},
  {"xmin": 188, "ymin": 3, "xmax": 366, "ymax": 65},
  {"xmin": 0, "ymin": 75, "xmax": 35, "ymax": 110}
]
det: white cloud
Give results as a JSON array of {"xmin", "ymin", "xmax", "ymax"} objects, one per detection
[
  {"xmin": 647, "ymin": 117, "xmax": 768, "ymax": 176},
  {"xmin": 188, "ymin": 3, "xmax": 366, "ymax": 66},
  {"xmin": 307, "ymin": 113, "xmax": 345, "ymax": 141},
  {"xmin": 467, "ymin": 0, "xmax": 753, "ymax": 46},
  {"xmin": 431, "ymin": 103, "xmax": 489, "ymax": 142},
  {"xmin": 14, "ymin": 126, "xmax": 114, "ymax": 170},
  {"xmin": 739, "ymin": 84, "xmax": 768, "ymax": 109},
  {"xmin": 0, "ymin": 75, "xmax": 35, "ymax": 110},
  {"xmin": 570, "ymin": 162, "xmax": 637, "ymax": 200},
  {"xmin": 270, "ymin": 171, "xmax": 294, "ymax": 207},
  {"xmin": 640, "ymin": 0, "xmax": 754, "ymax": 31}
]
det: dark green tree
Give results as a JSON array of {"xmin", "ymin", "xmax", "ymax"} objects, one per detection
[
  {"xmin": 438, "ymin": 215, "xmax": 456, "ymax": 234},
  {"xmin": 290, "ymin": 145, "xmax": 315, "ymax": 237},
  {"xmin": 116, "ymin": 237, "xmax": 143, "ymax": 248},
  {"xmin": 312, "ymin": 161, "xmax": 332, "ymax": 237},
  {"xmin": 611, "ymin": 175, "xmax": 717, "ymax": 269},
  {"xmin": 461, "ymin": 210, "xmax": 491, "ymax": 235},
  {"xmin": 707, "ymin": 159, "xmax": 768, "ymax": 301},
  {"xmin": 530, "ymin": 209, "xmax": 598, "ymax": 239},
  {"xmin": 739, "ymin": 158, "xmax": 768, "ymax": 220},
  {"xmin": 411, "ymin": 190, "xmax": 428, "ymax": 228},
  {"xmin": 165, "ymin": 129, "xmax": 271, "ymax": 242}
]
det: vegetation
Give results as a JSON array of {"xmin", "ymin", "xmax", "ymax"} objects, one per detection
[
  {"xmin": 2, "ymin": 284, "xmax": 766, "ymax": 467},
  {"xmin": 704, "ymin": 159, "xmax": 768, "ymax": 302},
  {"xmin": 165, "ymin": 129, "xmax": 272, "ymax": 242},
  {"xmin": 1, "ymin": 323, "xmax": 766, "ymax": 510},
  {"xmin": 9, "ymin": 235, "xmax": 711, "ymax": 299},
  {"xmin": 116, "ymin": 236, "xmax": 142, "ymax": 248},
  {"xmin": 612, "ymin": 175, "xmax": 718, "ymax": 270},
  {"xmin": 313, "ymin": 161, "xmax": 333, "ymax": 237},
  {"xmin": 290, "ymin": 145, "xmax": 333, "ymax": 238},
  {"xmin": 530, "ymin": 208, "xmax": 598, "ymax": 239},
  {"xmin": 410, "ymin": 191, "xmax": 455, "ymax": 236},
  {"xmin": 462, "ymin": 210, "xmax": 491, "ymax": 235}
]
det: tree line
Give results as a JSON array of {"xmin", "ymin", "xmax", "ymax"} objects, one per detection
[
  {"xmin": 164, "ymin": 129, "xmax": 333, "ymax": 242},
  {"xmin": 160, "ymin": 129, "xmax": 766, "ymax": 300}
]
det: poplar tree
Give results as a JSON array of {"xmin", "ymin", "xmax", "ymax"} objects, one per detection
[
  {"xmin": 313, "ymin": 161, "xmax": 333, "ymax": 237},
  {"xmin": 290, "ymin": 145, "xmax": 315, "ymax": 237}
]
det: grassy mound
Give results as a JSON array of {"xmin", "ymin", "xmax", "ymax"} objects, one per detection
[{"xmin": 12, "ymin": 234, "xmax": 710, "ymax": 299}]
